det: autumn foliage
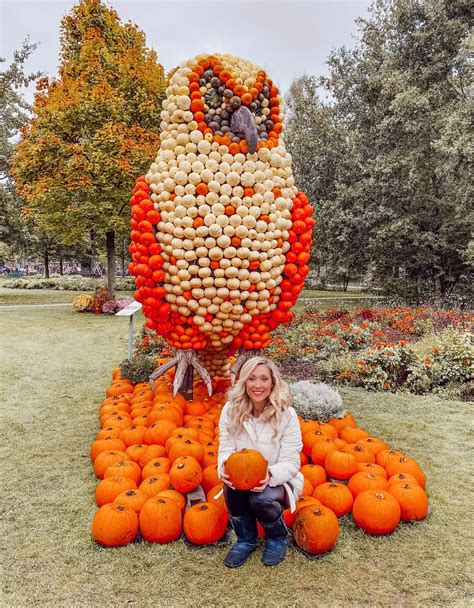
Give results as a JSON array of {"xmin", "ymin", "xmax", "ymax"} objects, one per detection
[{"xmin": 11, "ymin": 0, "xmax": 166, "ymax": 294}]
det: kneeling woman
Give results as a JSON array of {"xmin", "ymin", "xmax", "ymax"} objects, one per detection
[{"xmin": 218, "ymin": 356, "xmax": 303, "ymax": 567}]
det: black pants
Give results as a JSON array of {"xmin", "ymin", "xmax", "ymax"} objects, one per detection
[{"xmin": 224, "ymin": 484, "xmax": 289, "ymax": 523}]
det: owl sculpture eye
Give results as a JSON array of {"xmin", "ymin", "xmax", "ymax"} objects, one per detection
[{"xmin": 186, "ymin": 56, "xmax": 282, "ymax": 154}]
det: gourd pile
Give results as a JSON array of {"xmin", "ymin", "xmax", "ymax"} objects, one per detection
[
  {"xmin": 91, "ymin": 368, "xmax": 429, "ymax": 553},
  {"xmin": 128, "ymin": 53, "xmax": 314, "ymax": 378}
]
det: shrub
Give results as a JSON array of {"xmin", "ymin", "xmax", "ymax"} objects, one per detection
[
  {"xmin": 430, "ymin": 330, "xmax": 473, "ymax": 385},
  {"xmin": 101, "ymin": 298, "xmax": 133, "ymax": 315},
  {"xmin": 2, "ymin": 275, "xmax": 134, "ymax": 291},
  {"xmin": 120, "ymin": 354, "xmax": 157, "ymax": 384},
  {"xmin": 290, "ymin": 381, "xmax": 345, "ymax": 421},
  {"xmin": 73, "ymin": 294, "xmax": 94, "ymax": 312}
]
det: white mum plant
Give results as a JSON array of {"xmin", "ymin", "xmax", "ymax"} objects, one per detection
[{"xmin": 290, "ymin": 381, "xmax": 345, "ymax": 422}]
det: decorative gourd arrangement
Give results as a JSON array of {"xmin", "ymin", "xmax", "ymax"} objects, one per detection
[
  {"xmin": 128, "ymin": 53, "xmax": 314, "ymax": 396},
  {"xmin": 90, "ymin": 367, "xmax": 429, "ymax": 552},
  {"xmin": 92, "ymin": 52, "xmax": 429, "ymax": 553}
]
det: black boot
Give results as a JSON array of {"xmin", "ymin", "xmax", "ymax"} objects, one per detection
[
  {"xmin": 260, "ymin": 512, "xmax": 288, "ymax": 566},
  {"xmin": 224, "ymin": 514, "xmax": 258, "ymax": 568}
]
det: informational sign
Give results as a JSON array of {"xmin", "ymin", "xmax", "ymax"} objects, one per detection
[
  {"xmin": 115, "ymin": 301, "xmax": 142, "ymax": 316},
  {"xmin": 115, "ymin": 301, "xmax": 143, "ymax": 358}
]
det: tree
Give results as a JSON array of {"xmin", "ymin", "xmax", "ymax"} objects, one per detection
[
  {"xmin": 286, "ymin": 0, "xmax": 472, "ymax": 301},
  {"xmin": 323, "ymin": 0, "xmax": 473, "ymax": 302},
  {"xmin": 285, "ymin": 76, "xmax": 373, "ymax": 289},
  {"xmin": 12, "ymin": 0, "xmax": 166, "ymax": 296},
  {"xmin": 0, "ymin": 38, "xmax": 41, "ymax": 263}
]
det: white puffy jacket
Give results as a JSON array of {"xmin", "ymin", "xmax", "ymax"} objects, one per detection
[{"xmin": 217, "ymin": 402, "xmax": 304, "ymax": 511}]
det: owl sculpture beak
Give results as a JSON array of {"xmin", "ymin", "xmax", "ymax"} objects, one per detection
[{"xmin": 229, "ymin": 105, "xmax": 259, "ymax": 154}]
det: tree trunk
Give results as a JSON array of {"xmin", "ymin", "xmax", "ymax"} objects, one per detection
[
  {"xmin": 44, "ymin": 248, "xmax": 50, "ymax": 278},
  {"xmin": 342, "ymin": 274, "xmax": 349, "ymax": 292},
  {"xmin": 434, "ymin": 275, "xmax": 442, "ymax": 308},
  {"xmin": 59, "ymin": 255, "xmax": 64, "ymax": 276},
  {"xmin": 106, "ymin": 230, "xmax": 115, "ymax": 300},
  {"xmin": 121, "ymin": 236, "xmax": 126, "ymax": 277}
]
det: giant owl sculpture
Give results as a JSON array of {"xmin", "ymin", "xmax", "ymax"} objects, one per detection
[{"xmin": 128, "ymin": 53, "xmax": 314, "ymax": 397}]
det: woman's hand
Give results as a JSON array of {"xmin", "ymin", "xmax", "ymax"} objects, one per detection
[
  {"xmin": 220, "ymin": 470, "xmax": 235, "ymax": 490},
  {"xmin": 251, "ymin": 470, "xmax": 270, "ymax": 492}
]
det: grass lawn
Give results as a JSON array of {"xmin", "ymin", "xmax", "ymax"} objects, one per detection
[
  {"xmin": 1, "ymin": 305, "xmax": 472, "ymax": 607},
  {"xmin": 0, "ymin": 287, "xmax": 133, "ymax": 306}
]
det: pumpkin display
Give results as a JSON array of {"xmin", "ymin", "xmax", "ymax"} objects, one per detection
[
  {"xmin": 139, "ymin": 496, "xmax": 182, "ymax": 543},
  {"xmin": 183, "ymin": 502, "xmax": 228, "ymax": 545},
  {"xmin": 90, "ymin": 349, "xmax": 428, "ymax": 553},
  {"xmin": 128, "ymin": 53, "xmax": 315, "ymax": 393},
  {"xmin": 352, "ymin": 490, "xmax": 401, "ymax": 535},
  {"xmin": 92, "ymin": 503, "xmax": 138, "ymax": 547},
  {"xmin": 293, "ymin": 505, "xmax": 339, "ymax": 555},
  {"xmin": 225, "ymin": 448, "xmax": 268, "ymax": 490}
]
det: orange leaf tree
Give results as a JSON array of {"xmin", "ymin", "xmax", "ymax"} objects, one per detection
[{"xmin": 12, "ymin": 0, "xmax": 166, "ymax": 297}]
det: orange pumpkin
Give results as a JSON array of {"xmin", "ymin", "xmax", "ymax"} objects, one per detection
[
  {"xmin": 104, "ymin": 460, "xmax": 141, "ymax": 486},
  {"xmin": 95, "ymin": 476, "xmax": 137, "ymax": 507},
  {"xmin": 352, "ymin": 490, "xmax": 401, "ymax": 535},
  {"xmin": 139, "ymin": 496, "xmax": 182, "ymax": 543},
  {"xmin": 92, "ymin": 503, "xmax": 138, "ymax": 547},
  {"xmin": 138, "ymin": 474, "xmax": 171, "ymax": 498},
  {"xmin": 113, "ymin": 489, "xmax": 148, "ymax": 513},
  {"xmin": 293, "ymin": 505, "xmax": 339, "ymax": 554},
  {"xmin": 387, "ymin": 483, "xmax": 429, "ymax": 522},
  {"xmin": 313, "ymin": 482, "xmax": 354, "ymax": 517},
  {"xmin": 183, "ymin": 502, "xmax": 227, "ymax": 545},
  {"xmin": 225, "ymin": 449, "xmax": 268, "ymax": 491},
  {"xmin": 169, "ymin": 456, "xmax": 203, "ymax": 493}
]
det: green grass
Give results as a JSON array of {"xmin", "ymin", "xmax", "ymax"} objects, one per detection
[
  {"xmin": 1, "ymin": 305, "xmax": 473, "ymax": 607},
  {"xmin": 0, "ymin": 287, "xmax": 133, "ymax": 306}
]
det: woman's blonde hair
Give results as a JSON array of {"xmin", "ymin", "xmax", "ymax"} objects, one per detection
[{"xmin": 227, "ymin": 356, "xmax": 292, "ymax": 437}]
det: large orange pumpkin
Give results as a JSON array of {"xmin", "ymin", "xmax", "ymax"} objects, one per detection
[
  {"xmin": 92, "ymin": 503, "xmax": 138, "ymax": 547},
  {"xmin": 139, "ymin": 496, "xmax": 182, "ymax": 543},
  {"xmin": 183, "ymin": 502, "xmax": 227, "ymax": 545},
  {"xmin": 225, "ymin": 449, "xmax": 268, "ymax": 490},
  {"xmin": 293, "ymin": 505, "xmax": 339, "ymax": 554},
  {"xmin": 388, "ymin": 483, "xmax": 429, "ymax": 522},
  {"xmin": 352, "ymin": 490, "xmax": 401, "ymax": 535}
]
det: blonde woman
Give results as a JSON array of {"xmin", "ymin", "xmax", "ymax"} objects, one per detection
[{"xmin": 218, "ymin": 356, "xmax": 303, "ymax": 567}]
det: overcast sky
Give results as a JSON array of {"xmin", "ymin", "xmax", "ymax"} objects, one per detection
[{"xmin": 1, "ymin": 0, "xmax": 371, "ymax": 102}]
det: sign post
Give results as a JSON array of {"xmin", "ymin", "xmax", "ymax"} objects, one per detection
[{"xmin": 115, "ymin": 301, "xmax": 143, "ymax": 359}]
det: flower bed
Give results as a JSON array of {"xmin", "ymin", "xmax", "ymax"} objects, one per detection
[
  {"xmin": 266, "ymin": 306, "xmax": 473, "ymax": 397},
  {"xmin": 73, "ymin": 286, "xmax": 132, "ymax": 315}
]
